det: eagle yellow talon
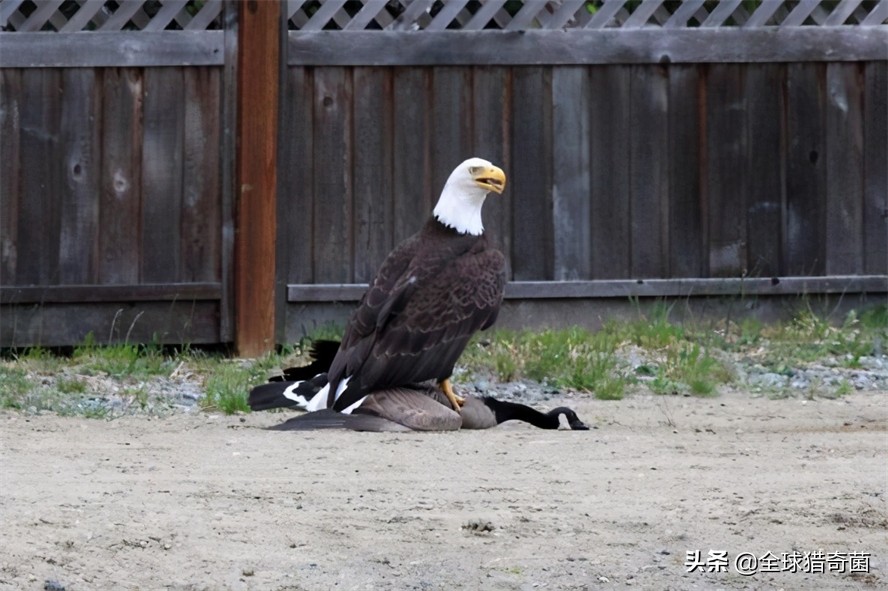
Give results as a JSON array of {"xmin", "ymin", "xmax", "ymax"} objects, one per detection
[{"xmin": 439, "ymin": 378, "xmax": 464, "ymax": 412}]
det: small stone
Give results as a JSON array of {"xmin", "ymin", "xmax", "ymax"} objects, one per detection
[
  {"xmin": 242, "ymin": 568, "xmax": 254, "ymax": 577},
  {"xmin": 462, "ymin": 519, "xmax": 495, "ymax": 533}
]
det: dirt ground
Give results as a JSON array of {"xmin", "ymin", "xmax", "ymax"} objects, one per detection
[{"xmin": 1, "ymin": 390, "xmax": 886, "ymax": 591}]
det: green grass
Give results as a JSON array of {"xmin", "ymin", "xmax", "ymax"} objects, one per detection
[
  {"xmin": 462, "ymin": 327, "xmax": 627, "ymax": 399},
  {"xmin": 1, "ymin": 302, "xmax": 883, "ymax": 415},
  {"xmin": 203, "ymin": 363, "xmax": 254, "ymax": 414},
  {"xmin": 463, "ymin": 301, "xmax": 884, "ymax": 399},
  {"xmin": 56, "ymin": 376, "xmax": 88, "ymax": 395},
  {"xmin": 18, "ymin": 346, "xmax": 66, "ymax": 373},
  {"xmin": 614, "ymin": 302, "xmax": 685, "ymax": 349},
  {"xmin": 740, "ymin": 304, "xmax": 888, "ymax": 373},
  {"xmin": 121, "ymin": 385, "xmax": 151, "ymax": 411},
  {"xmin": 0, "ymin": 365, "xmax": 32, "ymax": 409},
  {"xmin": 73, "ymin": 332, "xmax": 173, "ymax": 378},
  {"xmin": 2, "ymin": 332, "xmax": 300, "ymax": 416},
  {"xmin": 648, "ymin": 343, "xmax": 730, "ymax": 396},
  {"xmin": 200, "ymin": 351, "xmax": 302, "ymax": 414}
]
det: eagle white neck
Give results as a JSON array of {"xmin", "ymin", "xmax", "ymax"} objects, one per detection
[{"xmin": 433, "ymin": 183, "xmax": 487, "ymax": 236}]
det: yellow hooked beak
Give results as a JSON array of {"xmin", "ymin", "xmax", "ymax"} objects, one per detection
[{"xmin": 470, "ymin": 164, "xmax": 506, "ymax": 195}]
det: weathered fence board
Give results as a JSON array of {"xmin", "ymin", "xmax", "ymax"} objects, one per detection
[
  {"xmin": 279, "ymin": 67, "xmax": 315, "ymax": 286},
  {"xmin": 552, "ymin": 66, "xmax": 592, "ymax": 281},
  {"xmin": 0, "ymin": 32, "xmax": 226, "ymax": 67},
  {"xmin": 58, "ymin": 68, "xmax": 101, "ymax": 285},
  {"xmin": 707, "ymin": 64, "xmax": 748, "ymax": 278},
  {"xmin": 0, "ymin": 283, "xmax": 221, "ymax": 304},
  {"xmin": 589, "ymin": 66, "xmax": 631, "ymax": 279},
  {"xmin": 629, "ymin": 64, "xmax": 669, "ymax": 279},
  {"xmin": 141, "ymin": 67, "xmax": 185, "ymax": 284},
  {"xmin": 666, "ymin": 65, "xmax": 704, "ymax": 279},
  {"xmin": 784, "ymin": 63, "xmax": 827, "ymax": 276},
  {"xmin": 745, "ymin": 63, "xmax": 784, "ymax": 278},
  {"xmin": 392, "ymin": 67, "xmax": 433, "ymax": 243},
  {"xmin": 182, "ymin": 67, "xmax": 222, "ymax": 283},
  {"xmin": 2, "ymin": 301, "xmax": 222, "ymax": 348},
  {"xmin": 825, "ymin": 62, "xmax": 866, "ymax": 275},
  {"xmin": 312, "ymin": 67, "xmax": 353, "ymax": 284},
  {"xmin": 352, "ymin": 67, "xmax": 395, "ymax": 284},
  {"xmin": 18, "ymin": 69, "xmax": 63, "ymax": 286},
  {"xmin": 283, "ymin": 29, "xmax": 888, "ymax": 67},
  {"xmin": 98, "ymin": 68, "xmax": 143, "ymax": 285},
  {"xmin": 863, "ymin": 60, "xmax": 888, "ymax": 275},
  {"xmin": 1, "ymin": 69, "xmax": 22, "ymax": 284},
  {"xmin": 287, "ymin": 276, "xmax": 888, "ymax": 304},
  {"xmin": 510, "ymin": 67, "xmax": 553, "ymax": 281}
]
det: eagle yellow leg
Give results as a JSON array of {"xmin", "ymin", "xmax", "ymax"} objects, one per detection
[{"xmin": 439, "ymin": 378, "xmax": 465, "ymax": 412}]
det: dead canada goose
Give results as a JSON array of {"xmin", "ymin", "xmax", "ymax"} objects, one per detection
[{"xmin": 248, "ymin": 340, "xmax": 589, "ymax": 432}]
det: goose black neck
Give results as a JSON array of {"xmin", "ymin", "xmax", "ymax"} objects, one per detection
[{"xmin": 483, "ymin": 398, "xmax": 562, "ymax": 429}]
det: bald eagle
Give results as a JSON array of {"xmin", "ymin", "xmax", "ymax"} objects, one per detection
[{"xmin": 302, "ymin": 157, "xmax": 507, "ymax": 414}]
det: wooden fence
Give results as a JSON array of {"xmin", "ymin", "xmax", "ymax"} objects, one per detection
[
  {"xmin": 1, "ymin": 0, "xmax": 887, "ymax": 350},
  {"xmin": 1, "ymin": 0, "xmax": 233, "ymax": 348}
]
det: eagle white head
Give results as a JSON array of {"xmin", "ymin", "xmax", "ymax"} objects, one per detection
[{"xmin": 433, "ymin": 157, "xmax": 506, "ymax": 236}]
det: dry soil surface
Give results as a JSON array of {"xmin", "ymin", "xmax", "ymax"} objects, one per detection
[{"xmin": 1, "ymin": 390, "xmax": 886, "ymax": 591}]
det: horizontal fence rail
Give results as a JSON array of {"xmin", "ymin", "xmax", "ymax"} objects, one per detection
[
  {"xmin": 0, "ymin": 30, "xmax": 225, "ymax": 67},
  {"xmin": 0, "ymin": 283, "xmax": 223, "ymax": 304},
  {"xmin": 4, "ymin": 26, "xmax": 886, "ymax": 67},
  {"xmin": 288, "ymin": 277, "xmax": 888, "ymax": 302},
  {"xmin": 285, "ymin": 28, "xmax": 888, "ymax": 65}
]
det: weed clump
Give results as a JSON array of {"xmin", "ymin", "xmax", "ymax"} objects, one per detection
[{"xmin": 463, "ymin": 328, "xmax": 626, "ymax": 399}]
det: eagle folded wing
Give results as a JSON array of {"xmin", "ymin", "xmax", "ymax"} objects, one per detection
[{"xmin": 356, "ymin": 247, "xmax": 505, "ymax": 390}]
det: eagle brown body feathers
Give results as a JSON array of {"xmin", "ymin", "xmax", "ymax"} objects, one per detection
[{"xmin": 326, "ymin": 217, "xmax": 505, "ymax": 411}]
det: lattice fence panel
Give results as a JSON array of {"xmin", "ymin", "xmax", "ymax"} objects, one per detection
[
  {"xmin": 284, "ymin": 0, "xmax": 888, "ymax": 31},
  {"xmin": 1, "ymin": 0, "xmax": 224, "ymax": 31},
  {"xmin": 2, "ymin": 0, "xmax": 886, "ymax": 32}
]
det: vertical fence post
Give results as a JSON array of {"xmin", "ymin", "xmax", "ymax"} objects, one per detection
[{"xmin": 234, "ymin": 0, "xmax": 281, "ymax": 356}]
